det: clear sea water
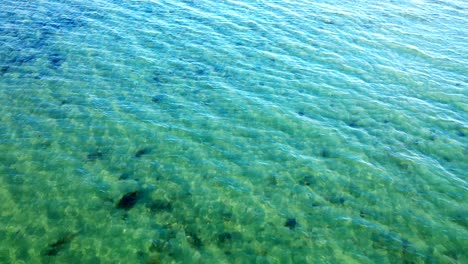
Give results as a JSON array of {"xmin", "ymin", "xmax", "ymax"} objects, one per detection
[{"xmin": 0, "ymin": 0, "xmax": 467, "ymax": 263}]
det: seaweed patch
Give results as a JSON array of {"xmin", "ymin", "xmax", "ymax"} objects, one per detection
[
  {"xmin": 284, "ymin": 218, "xmax": 297, "ymax": 230},
  {"xmin": 44, "ymin": 233, "xmax": 77, "ymax": 256},
  {"xmin": 218, "ymin": 232, "xmax": 233, "ymax": 244},
  {"xmin": 87, "ymin": 151, "xmax": 103, "ymax": 161},
  {"xmin": 298, "ymin": 175, "xmax": 315, "ymax": 186},
  {"xmin": 135, "ymin": 147, "xmax": 152, "ymax": 158},
  {"xmin": 49, "ymin": 53, "xmax": 65, "ymax": 68},
  {"xmin": 186, "ymin": 231, "xmax": 202, "ymax": 249},
  {"xmin": 117, "ymin": 191, "xmax": 140, "ymax": 210},
  {"xmin": 151, "ymin": 94, "xmax": 166, "ymax": 103},
  {"xmin": 0, "ymin": 66, "xmax": 9, "ymax": 75}
]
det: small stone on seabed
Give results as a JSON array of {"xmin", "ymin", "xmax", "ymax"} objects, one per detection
[
  {"xmin": 299, "ymin": 176, "xmax": 315, "ymax": 186},
  {"xmin": 285, "ymin": 218, "xmax": 297, "ymax": 229},
  {"xmin": 321, "ymin": 149, "xmax": 330, "ymax": 158},
  {"xmin": 135, "ymin": 148, "xmax": 152, "ymax": 158},
  {"xmin": 151, "ymin": 94, "xmax": 166, "ymax": 103},
  {"xmin": 117, "ymin": 191, "xmax": 140, "ymax": 210},
  {"xmin": 218, "ymin": 232, "xmax": 233, "ymax": 243},
  {"xmin": 87, "ymin": 151, "xmax": 103, "ymax": 161}
]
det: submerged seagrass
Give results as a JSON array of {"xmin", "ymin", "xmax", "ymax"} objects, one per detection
[{"xmin": 0, "ymin": 0, "xmax": 466, "ymax": 263}]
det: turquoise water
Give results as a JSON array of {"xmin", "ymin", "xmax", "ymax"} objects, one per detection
[{"xmin": 1, "ymin": 0, "xmax": 467, "ymax": 263}]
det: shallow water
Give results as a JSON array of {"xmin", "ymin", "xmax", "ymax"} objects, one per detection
[{"xmin": 0, "ymin": 0, "xmax": 467, "ymax": 263}]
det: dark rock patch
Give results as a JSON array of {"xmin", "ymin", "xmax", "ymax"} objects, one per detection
[
  {"xmin": 119, "ymin": 173, "xmax": 131, "ymax": 180},
  {"xmin": 268, "ymin": 176, "xmax": 278, "ymax": 186},
  {"xmin": 44, "ymin": 233, "xmax": 77, "ymax": 256},
  {"xmin": 117, "ymin": 191, "xmax": 140, "ymax": 210},
  {"xmin": 218, "ymin": 232, "xmax": 233, "ymax": 243},
  {"xmin": 11, "ymin": 55, "xmax": 36, "ymax": 65},
  {"xmin": 149, "ymin": 239, "xmax": 167, "ymax": 252},
  {"xmin": 135, "ymin": 147, "xmax": 152, "ymax": 158},
  {"xmin": 321, "ymin": 149, "xmax": 331, "ymax": 158},
  {"xmin": 49, "ymin": 53, "xmax": 64, "ymax": 68},
  {"xmin": 87, "ymin": 151, "xmax": 103, "ymax": 161},
  {"xmin": 196, "ymin": 69, "xmax": 206, "ymax": 75},
  {"xmin": 186, "ymin": 231, "xmax": 202, "ymax": 249},
  {"xmin": 0, "ymin": 66, "xmax": 9, "ymax": 75},
  {"xmin": 151, "ymin": 94, "xmax": 166, "ymax": 103},
  {"xmin": 299, "ymin": 175, "xmax": 315, "ymax": 186},
  {"xmin": 58, "ymin": 17, "xmax": 82, "ymax": 29},
  {"xmin": 285, "ymin": 218, "xmax": 297, "ymax": 230},
  {"xmin": 347, "ymin": 121, "xmax": 358, "ymax": 127},
  {"xmin": 329, "ymin": 196, "xmax": 346, "ymax": 205}
]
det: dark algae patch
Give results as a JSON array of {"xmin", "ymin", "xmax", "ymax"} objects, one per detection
[
  {"xmin": 151, "ymin": 94, "xmax": 167, "ymax": 103},
  {"xmin": 44, "ymin": 233, "xmax": 77, "ymax": 256},
  {"xmin": 217, "ymin": 232, "xmax": 233, "ymax": 244},
  {"xmin": 1, "ymin": 65, "xmax": 10, "ymax": 75},
  {"xmin": 321, "ymin": 149, "xmax": 331, "ymax": 158},
  {"xmin": 87, "ymin": 151, "xmax": 103, "ymax": 161},
  {"xmin": 135, "ymin": 147, "xmax": 152, "ymax": 158},
  {"xmin": 285, "ymin": 218, "xmax": 297, "ymax": 230},
  {"xmin": 49, "ymin": 52, "xmax": 65, "ymax": 68},
  {"xmin": 117, "ymin": 191, "xmax": 140, "ymax": 210},
  {"xmin": 299, "ymin": 175, "xmax": 315, "ymax": 186},
  {"xmin": 119, "ymin": 172, "xmax": 131, "ymax": 180},
  {"xmin": 186, "ymin": 231, "xmax": 203, "ymax": 249}
]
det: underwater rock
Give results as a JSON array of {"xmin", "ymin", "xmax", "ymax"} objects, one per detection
[
  {"xmin": 44, "ymin": 233, "xmax": 77, "ymax": 256},
  {"xmin": 149, "ymin": 239, "xmax": 167, "ymax": 252},
  {"xmin": 299, "ymin": 175, "xmax": 315, "ymax": 186},
  {"xmin": 218, "ymin": 232, "xmax": 233, "ymax": 243},
  {"xmin": 58, "ymin": 17, "xmax": 81, "ymax": 29},
  {"xmin": 135, "ymin": 147, "xmax": 152, "ymax": 158},
  {"xmin": 268, "ymin": 176, "xmax": 278, "ymax": 186},
  {"xmin": 119, "ymin": 173, "xmax": 131, "ymax": 180},
  {"xmin": 117, "ymin": 191, "xmax": 140, "ymax": 210},
  {"xmin": 151, "ymin": 94, "xmax": 166, "ymax": 103},
  {"xmin": 152, "ymin": 76, "xmax": 162, "ymax": 83},
  {"xmin": 11, "ymin": 55, "xmax": 36, "ymax": 65},
  {"xmin": 186, "ymin": 231, "xmax": 202, "ymax": 249},
  {"xmin": 196, "ymin": 68, "xmax": 206, "ymax": 75},
  {"xmin": 0, "ymin": 66, "xmax": 9, "ymax": 75},
  {"xmin": 329, "ymin": 196, "xmax": 346, "ymax": 205},
  {"xmin": 87, "ymin": 151, "xmax": 103, "ymax": 161},
  {"xmin": 347, "ymin": 121, "xmax": 358, "ymax": 127},
  {"xmin": 321, "ymin": 149, "xmax": 331, "ymax": 158},
  {"xmin": 49, "ymin": 53, "xmax": 64, "ymax": 68},
  {"xmin": 285, "ymin": 218, "xmax": 297, "ymax": 229}
]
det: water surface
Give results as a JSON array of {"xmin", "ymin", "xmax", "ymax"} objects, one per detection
[{"xmin": 0, "ymin": 0, "xmax": 467, "ymax": 263}]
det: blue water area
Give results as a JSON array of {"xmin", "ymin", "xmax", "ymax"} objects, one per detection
[{"xmin": 0, "ymin": 0, "xmax": 466, "ymax": 263}]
